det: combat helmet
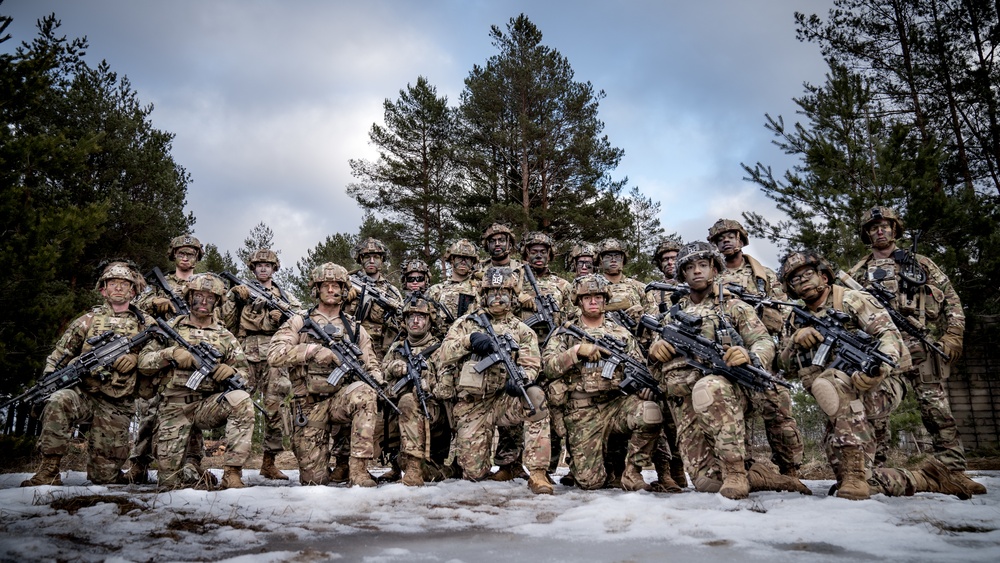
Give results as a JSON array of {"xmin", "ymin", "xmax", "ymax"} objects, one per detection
[
  {"xmin": 401, "ymin": 258, "xmax": 430, "ymax": 277},
  {"xmin": 778, "ymin": 250, "xmax": 835, "ymax": 299},
  {"xmin": 707, "ymin": 219, "xmax": 749, "ymax": 245},
  {"xmin": 674, "ymin": 241, "xmax": 726, "ymax": 283},
  {"xmin": 402, "ymin": 296, "xmax": 432, "ymax": 317},
  {"xmin": 168, "ymin": 234, "xmax": 204, "ymax": 261},
  {"xmin": 481, "ymin": 223, "xmax": 516, "ymax": 247},
  {"xmin": 650, "ymin": 237, "xmax": 683, "ymax": 268},
  {"xmin": 519, "ymin": 231, "xmax": 555, "ymax": 260},
  {"xmin": 565, "ymin": 241, "xmax": 597, "ymax": 270},
  {"xmin": 572, "ymin": 274, "xmax": 611, "ymax": 305},
  {"xmin": 182, "ymin": 273, "xmax": 227, "ymax": 300},
  {"xmin": 860, "ymin": 206, "xmax": 904, "ymax": 245},
  {"xmin": 443, "ymin": 239, "xmax": 479, "ymax": 262},
  {"xmin": 310, "ymin": 262, "xmax": 350, "ymax": 289},
  {"xmin": 479, "ymin": 266, "xmax": 518, "ymax": 294},
  {"xmin": 95, "ymin": 260, "xmax": 145, "ymax": 293},
  {"xmin": 596, "ymin": 238, "xmax": 629, "ymax": 264},
  {"xmin": 353, "ymin": 237, "xmax": 389, "ymax": 264},
  {"xmin": 248, "ymin": 248, "xmax": 280, "ymax": 271}
]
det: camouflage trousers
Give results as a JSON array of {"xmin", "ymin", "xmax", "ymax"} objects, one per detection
[
  {"xmin": 863, "ymin": 373, "xmax": 905, "ymax": 467},
  {"xmin": 156, "ymin": 390, "xmax": 255, "ymax": 487},
  {"xmin": 37, "ymin": 387, "xmax": 132, "ymax": 484},
  {"xmin": 129, "ymin": 395, "xmax": 204, "ymax": 466},
  {"xmin": 452, "ymin": 393, "xmax": 550, "ymax": 480},
  {"xmin": 289, "ymin": 381, "xmax": 379, "ymax": 485},
  {"xmin": 248, "ymin": 360, "xmax": 291, "ymax": 454},
  {"xmin": 745, "ymin": 385, "xmax": 804, "ymax": 474},
  {"xmin": 493, "ymin": 423, "xmax": 525, "ymax": 466},
  {"xmin": 891, "ymin": 365, "xmax": 967, "ymax": 472},
  {"xmin": 563, "ymin": 394, "xmax": 659, "ymax": 490},
  {"xmin": 668, "ymin": 374, "xmax": 747, "ymax": 487},
  {"xmin": 801, "ymin": 367, "xmax": 875, "ymax": 475},
  {"xmin": 397, "ymin": 392, "xmax": 452, "ymax": 462}
]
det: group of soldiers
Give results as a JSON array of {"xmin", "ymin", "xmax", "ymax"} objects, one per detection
[{"xmin": 16, "ymin": 206, "xmax": 987, "ymax": 501}]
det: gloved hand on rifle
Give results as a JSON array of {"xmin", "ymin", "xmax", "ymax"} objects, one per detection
[
  {"xmin": 311, "ymin": 347, "xmax": 340, "ymax": 368},
  {"xmin": 386, "ymin": 359, "xmax": 408, "ymax": 378},
  {"xmin": 852, "ymin": 362, "xmax": 891, "ymax": 392},
  {"xmin": 517, "ymin": 292, "xmax": 536, "ymax": 311},
  {"xmin": 467, "ymin": 332, "xmax": 495, "ymax": 355},
  {"xmin": 648, "ymin": 339, "xmax": 675, "ymax": 363},
  {"xmin": 230, "ymin": 285, "xmax": 251, "ymax": 303},
  {"xmin": 625, "ymin": 304, "xmax": 645, "ymax": 321},
  {"xmin": 268, "ymin": 309, "xmax": 284, "ymax": 324},
  {"xmin": 165, "ymin": 347, "xmax": 197, "ymax": 369},
  {"xmin": 151, "ymin": 297, "xmax": 176, "ymax": 317},
  {"xmin": 576, "ymin": 341, "xmax": 605, "ymax": 362},
  {"xmin": 112, "ymin": 353, "xmax": 138, "ymax": 374},
  {"xmin": 792, "ymin": 327, "xmax": 823, "ymax": 349},
  {"xmin": 722, "ymin": 345, "xmax": 750, "ymax": 367},
  {"xmin": 938, "ymin": 327, "xmax": 963, "ymax": 363},
  {"xmin": 211, "ymin": 363, "xmax": 237, "ymax": 382}
]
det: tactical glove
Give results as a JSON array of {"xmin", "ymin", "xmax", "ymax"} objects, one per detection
[
  {"xmin": 211, "ymin": 364, "xmax": 237, "ymax": 382},
  {"xmin": 576, "ymin": 341, "xmax": 604, "ymax": 362},
  {"xmin": 152, "ymin": 297, "xmax": 176, "ymax": 317},
  {"xmin": 312, "ymin": 347, "xmax": 339, "ymax": 368},
  {"xmin": 517, "ymin": 293, "xmax": 537, "ymax": 311},
  {"xmin": 939, "ymin": 328, "xmax": 963, "ymax": 362},
  {"xmin": 346, "ymin": 286, "xmax": 359, "ymax": 303},
  {"xmin": 648, "ymin": 340, "xmax": 676, "ymax": 363},
  {"xmin": 112, "ymin": 353, "xmax": 138, "ymax": 374},
  {"xmin": 722, "ymin": 346, "xmax": 750, "ymax": 367},
  {"xmin": 792, "ymin": 327, "xmax": 823, "ymax": 349},
  {"xmin": 468, "ymin": 332, "xmax": 495, "ymax": 355},
  {"xmin": 268, "ymin": 309, "xmax": 284, "ymax": 324},
  {"xmin": 851, "ymin": 370, "xmax": 882, "ymax": 392},
  {"xmin": 168, "ymin": 347, "xmax": 197, "ymax": 369},
  {"xmin": 625, "ymin": 304, "xmax": 645, "ymax": 321},
  {"xmin": 230, "ymin": 285, "xmax": 251, "ymax": 302},
  {"xmin": 386, "ymin": 359, "xmax": 408, "ymax": 378}
]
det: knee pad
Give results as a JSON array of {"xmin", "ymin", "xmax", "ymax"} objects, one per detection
[
  {"xmin": 691, "ymin": 378, "xmax": 717, "ymax": 415},
  {"xmin": 641, "ymin": 400, "xmax": 663, "ymax": 424},
  {"xmin": 522, "ymin": 385, "xmax": 548, "ymax": 423},
  {"xmin": 811, "ymin": 377, "xmax": 842, "ymax": 417},
  {"xmin": 223, "ymin": 389, "xmax": 251, "ymax": 408}
]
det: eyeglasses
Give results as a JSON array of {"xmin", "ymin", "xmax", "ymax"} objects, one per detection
[
  {"xmin": 788, "ymin": 268, "xmax": 817, "ymax": 286},
  {"xmin": 405, "ymin": 276, "xmax": 425, "ymax": 283},
  {"xmin": 175, "ymin": 250, "xmax": 198, "ymax": 259}
]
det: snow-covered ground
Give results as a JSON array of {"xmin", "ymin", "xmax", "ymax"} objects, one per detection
[{"xmin": 1, "ymin": 468, "xmax": 998, "ymax": 562}]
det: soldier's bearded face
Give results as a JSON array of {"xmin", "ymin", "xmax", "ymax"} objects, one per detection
[
  {"xmin": 714, "ymin": 231, "xmax": 742, "ymax": 257},
  {"xmin": 488, "ymin": 235, "xmax": 509, "ymax": 259},
  {"xmin": 484, "ymin": 288, "xmax": 512, "ymax": 314},
  {"xmin": 451, "ymin": 256, "xmax": 473, "ymax": 277},
  {"xmin": 361, "ymin": 254, "xmax": 383, "ymax": 275},
  {"xmin": 189, "ymin": 290, "xmax": 218, "ymax": 320},
  {"xmin": 580, "ymin": 294, "xmax": 605, "ymax": 319},
  {"xmin": 659, "ymin": 251, "xmax": 678, "ymax": 279},
  {"xmin": 601, "ymin": 252, "xmax": 624, "ymax": 275},
  {"xmin": 101, "ymin": 278, "xmax": 136, "ymax": 306},
  {"xmin": 254, "ymin": 262, "xmax": 274, "ymax": 283},
  {"xmin": 405, "ymin": 312, "xmax": 430, "ymax": 337},
  {"xmin": 683, "ymin": 259, "xmax": 715, "ymax": 290},
  {"xmin": 527, "ymin": 245, "xmax": 549, "ymax": 269}
]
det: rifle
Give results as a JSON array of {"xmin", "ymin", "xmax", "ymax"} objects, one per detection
[
  {"xmin": 470, "ymin": 312, "xmax": 537, "ymax": 416},
  {"xmin": 298, "ymin": 316, "xmax": 400, "ymax": 414},
  {"xmin": 644, "ymin": 281, "xmax": 690, "ymax": 300},
  {"xmin": 220, "ymin": 271, "xmax": 296, "ymax": 325},
  {"xmin": 639, "ymin": 307, "xmax": 790, "ymax": 392},
  {"xmin": 557, "ymin": 322, "xmax": 663, "ymax": 399},
  {"xmin": 521, "ymin": 266, "xmax": 560, "ymax": 344},
  {"xmin": 605, "ymin": 302, "xmax": 639, "ymax": 334},
  {"xmin": 390, "ymin": 340, "xmax": 442, "ymax": 420},
  {"xmin": 349, "ymin": 273, "xmax": 403, "ymax": 324},
  {"xmin": 145, "ymin": 267, "xmax": 190, "ymax": 317},
  {"xmin": 1, "ymin": 325, "xmax": 167, "ymax": 411},
  {"xmin": 835, "ymin": 271, "xmax": 949, "ymax": 361}
]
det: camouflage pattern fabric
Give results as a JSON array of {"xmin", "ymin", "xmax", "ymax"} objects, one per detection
[
  {"xmin": 343, "ymin": 272, "xmax": 404, "ymax": 360},
  {"xmin": 451, "ymin": 393, "xmax": 551, "ymax": 479}
]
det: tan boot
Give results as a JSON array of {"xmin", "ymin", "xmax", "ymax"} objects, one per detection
[
  {"xmin": 747, "ymin": 462, "xmax": 812, "ymax": 495},
  {"xmin": 912, "ymin": 457, "xmax": 973, "ymax": 500},
  {"xmin": 719, "ymin": 458, "xmax": 750, "ymax": 500},
  {"xmin": 220, "ymin": 466, "xmax": 246, "ymax": 489},
  {"xmin": 527, "ymin": 469, "xmax": 553, "ymax": 494},
  {"xmin": 621, "ymin": 464, "xmax": 652, "ymax": 492},
  {"xmin": 20, "ymin": 454, "xmax": 63, "ymax": 487},
  {"xmin": 401, "ymin": 456, "xmax": 424, "ymax": 487},
  {"xmin": 260, "ymin": 451, "xmax": 289, "ymax": 481},
  {"xmin": 694, "ymin": 475, "xmax": 722, "ymax": 493},
  {"xmin": 348, "ymin": 457, "xmax": 377, "ymax": 487},
  {"xmin": 377, "ymin": 460, "xmax": 402, "ymax": 483},
  {"xmin": 836, "ymin": 447, "xmax": 870, "ymax": 501},
  {"xmin": 950, "ymin": 471, "xmax": 987, "ymax": 496},
  {"xmin": 490, "ymin": 463, "xmax": 526, "ymax": 482},
  {"xmin": 329, "ymin": 455, "xmax": 351, "ymax": 483},
  {"xmin": 649, "ymin": 471, "xmax": 682, "ymax": 493},
  {"xmin": 669, "ymin": 458, "xmax": 688, "ymax": 488},
  {"xmin": 124, "ymin": 461, "xmax": 151, "ymax": 485}
]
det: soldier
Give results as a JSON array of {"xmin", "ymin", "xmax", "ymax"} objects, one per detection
[
  {"xmin": 137, "ymin": 273, "xmax": 255, "ymax": 490},
  {"xmin": 21, "ymin": 261, "xmax": 154, "ymax": 487},
  {"xmin": 126, "ymin": 234, "xmax": 207, "ymax": 484},
  {"xmin": 221, "ymin": 248, "xmax": 302, "ymax": 481},
  {"xmin": 646, "ymin": 237, "xmax": 683, "ymax": 315},
  {"xmin": 848, "ymin": 206, "xmax": 985, "ymax": 495},
  {"xmin": 345, "ymin": 237, "xmax": 404, "ymax": 360},
  {"xmin": 565, "ymin": 241, "xmax": 597, "ymax": 278},
  {"xmin": 543, "ymin": 274, "xmax": 661, "ymax": 491},
  {"xmin": 267, "ymin": 262, "xmax": 383, "ymax": 487},
  {"xmin": 777, "ymin": 250, "xmax": 972, "ymax": 500},
  {"xmin": 382, "ymin": 298, "xmax": 453, "ymax": 486},
  {"xmin": 437, "ymin": 267, "xmax": 553, "ymax": 494},
  {"xmin": 708, "ymin": 218, "xmax": 805, "ymax": 478},
  {"xmin": 646, "ymin": 242, "xmax": 806, "ymax": 499},
  {"xmin": 400, "ymin": 257, "xmax": 450, "ymax": 338},
  {"xmin": 426, "ymin": 239, "xmax": 481, "ymax": 324}
]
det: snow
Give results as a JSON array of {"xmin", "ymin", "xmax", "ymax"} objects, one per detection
[{"xmin": 1, "ymin": 468, "xmax": 999, "ymax": 562}]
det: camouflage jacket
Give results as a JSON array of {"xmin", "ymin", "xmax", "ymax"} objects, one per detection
[
  {"xmin": 343, "ymin": 272, "xmax": 403, "ymax": 357},
  {"xmin": 519, "ymin": 268, "xmax": 574, "ymax": 334},
  {"xmin": 137, "ymin": 314, "xmax": 250, "ymax": 399},
  {"xmin": 220, "ymin": 280, "xmax": 302, "ymax": 362},
  {"xmin": 45, "ymin": 303, "xmax": 155, "ymax": 401},
  {"xmin": 382, "ymin": 332, "xmax": 450, "ymax": 400},
  {"xmin": 543, "ymin": 317, "xmax": 645, "ymax": 395},
  {"xmin": 426, "ymin": 276, "xmax": 480, "ymax": 329},
  {"xmin": 135, "ymin": 271, "xmax": 188, "ymax": 319},
  {"xmin": 717, "ymin": 254, "xmax": 788, "ymax": 335}
]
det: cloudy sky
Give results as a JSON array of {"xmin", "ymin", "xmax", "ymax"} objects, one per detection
[{"xmin": 4, "ymin": 0, "xmax": 835, "ymax": 271}]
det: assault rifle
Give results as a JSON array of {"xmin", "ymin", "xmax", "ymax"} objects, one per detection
[
  {"xmin": 298, "ymin": 317, "xmax": 400, "ymax": 414},
  {"xmin": 521, "ymin": 266, "xmax": 560, "ymax": 344},
  {"xmin": 835, "ymin": 271, "xmax": 949, "ymax": 361},
  {"xmin": 470, "ymin": 312, "xmax": 537, "ymax": 416},
  {"xmin": 220, "ymin": 271, "xmax": 296, "ymax": 325},
  {"xmin": 639, "ymin": 307, "xmax": 790, "ymax": 392},
  {"xmin": 145, "ymin": 267, "xmax": 190, "ymax": 317},
  {"xmin": 558, "ymin": 323, "xmax": 663, "ymax": 399},
  {"xmin": 349, "ymin": 273, "xmax": 403, "ymax": 324},
  {"xmin": 605, "ymin": 302, "xmax": 639, "ymax": 334},
  {"xmin": 390, "ymin": 340, "xmax": 442, "ymax": 420},
  {"xmin": 0, "ymin": 325, "xmax": 167, "ymax": 411}
]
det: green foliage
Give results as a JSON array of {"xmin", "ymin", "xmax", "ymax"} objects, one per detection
[
  {"xmin": 235, "ymin": 222, "xmax": 277, "ymax": 278},
  {"xmin": 623, "ymin": 185, "xmax": 664, "ymax": 280},
  {"xmin": 199, "ymin": 244, "xmax": 239, "ymax": 276},
  {"xmin": 290, "ymin": 232, "xmax": 359, "ymax": 303}
]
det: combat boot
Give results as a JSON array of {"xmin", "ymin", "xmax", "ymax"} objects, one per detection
[
  {"xmin": 527, "ymin": 469, "xmax": 554, "ymax": 494},
  {"xmin": 401, "ymin": 456, "xmax": 424, "ymax": 487},
  {"xmin": 124, "ymin": 461, "xmax": 151, "ymax": 485},
  {"xmin": 719, "ymin": 457, "xmax": 750, "ymax": 500},
  {"xmin": 621, "ymin": 464, "xmax": 652, "ymax": 492},
  {"xmin": 911, "ymin": 457, "xmax": 973, "ymax": 500},
  {"xmin": 747, "ymin": 462, "xmax": 812, "ymax": 495},
  {"xmin": 950, "ymin": 470, "xmax": 987, "ymax": 496},
  {"xmin": 260, "ymin": 451, "xmax": 289, "ymax": 481},
  {"xmin": 348, "ymin": 457, "xmax": 377, "ymax": 487},
  {"xmin": 559, "ymin": 471, "xmax": 577, "ymax": 487},
  {"xmin": 377, "ymin": 460, "xmax": 402, "ymax": 483},
  {"xmin": 670, "ymin": 458, "xmax": 688, "ymax": 488},
  {"xmin": 490, "ymin": 463, "xmax": 527, "ymax": 482},
  {"xmin": 836, "ymin": 447, "xmax": 870, "ymax": 501},
  {"xmin": 20, "ymin": 454, "xmax": 63, "ymax": 487},
  {"xmin": 328, "ymin": 455, "xmax": 351, "ymax": 484},
  {"xmin": 220, "ymin": 466, "xmax": 246, "ymax": 489},
  {"xmin": 651, "ymin": 457, "xmax": 682, "ymax": 493}
]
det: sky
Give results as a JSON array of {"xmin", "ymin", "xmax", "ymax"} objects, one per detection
[
  {"xmin": 1, "ymin": 467, "xmax": 998, "ymax": 561},
  {"xmin": 2, "ymin": 0, "xmax": 838, "ymax": 272}
]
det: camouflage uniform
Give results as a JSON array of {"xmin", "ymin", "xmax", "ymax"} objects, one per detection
[
  {"xmin": 436, "ymin": 307, "xmax": 551, "ymax": 481},
  {"xmin": 427, "ymin": 277, "xmax": 480, "ymax": 325},
  {"xmin": 34, "ymin": 302, "xmax": 155, "ymax": 484},
  {"xmin": 344, "ymin": 271, "xmax": 403, "ymax": 360},
  {"xmin": 543, "ymin": 317, "xmax": 661, "ymax": 489},
  {"xmin": 138, "ymin": 313, "xmax": 255, "ymax": 488},
  {"xmin": 267, "ymin": 308, "xmax": 383, "ymax": 485}
]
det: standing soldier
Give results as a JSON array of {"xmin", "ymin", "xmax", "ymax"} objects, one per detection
[
  {"xmin": 21, "ymin": 261, "xmax": 154, "ymax": 487},
  {"xmin": 565, "ymin": 242, "xmax": 598, "ymax": 278},
  {"xmin": 126, "ymin": 234, "xmax": 206, "ymax": 484},
  {"xmin": 646, "ymin": 242, "xmax": 806, "ymax": 499},
  {"xmin": 426, "ymin": 239, "xmax": 481, "ymax": 325},
  {"xmin": 267, "ymin": 262, "xmax": 383, "ymax": 487},
  {"xmin": 437, "ymin": 267, "xmax": 553, "ymax": 494},
  {"xmin": 221, "ymin": 248, "xmax": 302, "ymax": 481},
  {"xmin": 647, "ymin": 237, "xmax": 683, "ymax": 314},
  {"xmin": 708, "ymin": 218, "xmax": 804, "ymax": 478},
  {"xmin": 137, "ymin": 273, "xmax": 255, "ymax": 490},
  {"xmin": 345, "ymin": 237, "xmax": 404, "ymax": 361},
  {"xmin": 543, "ymin": 274, "xmax": 661, "ymax": 491},
  {"xmin": 382, "ymin": 298, "xmax": 453, "ymax": 486},
  {"xmin": 778, "ymin": 250, "xmax": 972, "ymax": 500},
  {"xmin": 848, "ymin": 206, "xmax": 985, "ymax": 494}
]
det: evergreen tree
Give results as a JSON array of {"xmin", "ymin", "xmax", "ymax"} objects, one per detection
[
  {"xmin": 623, "ymin": 185, "xmax": 664, "ymax": 280},
  {"xmin": 199, "ymin": 244, "xmax": 238, "ymax": 277},
  {"xmin": 290, "ymin": 233, "xmax": 358, "ymax": 303},
  {"xmin": 236, "ymin": 221, "xmax": 277, "ymax": 279}
]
